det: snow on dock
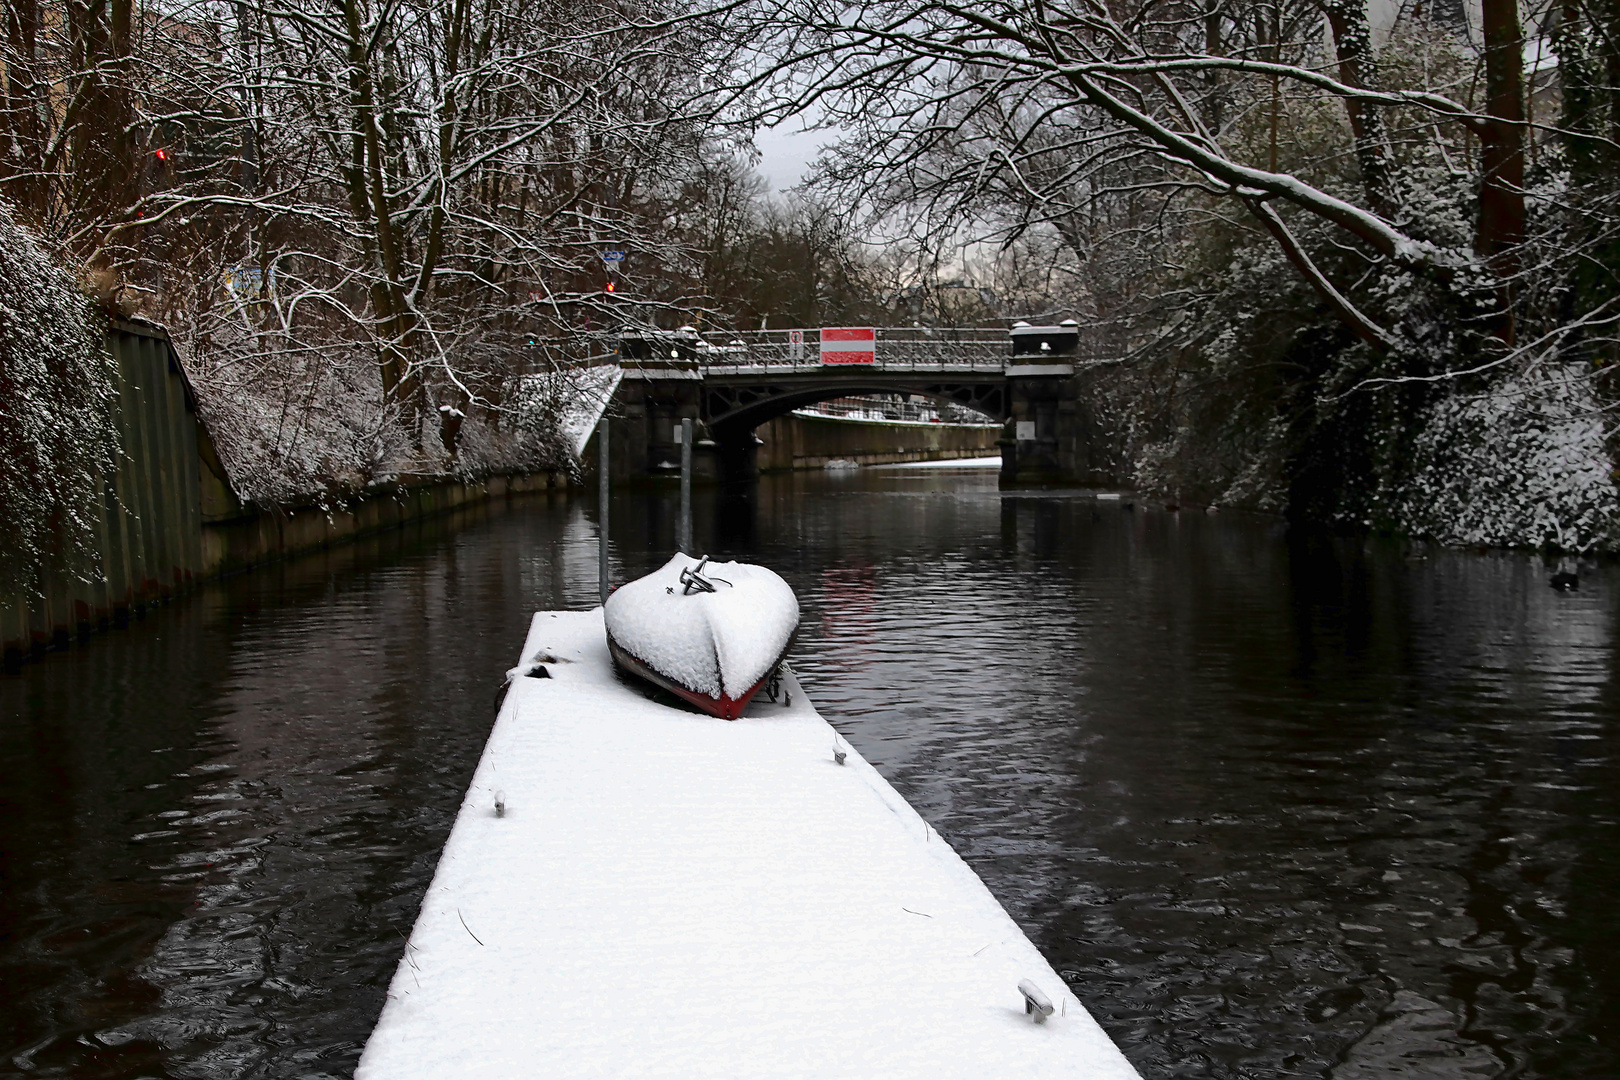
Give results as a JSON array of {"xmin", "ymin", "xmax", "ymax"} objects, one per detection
[{"xmin": 357, "ymin": 609, "xmax": 1141, "ymax": 1080}]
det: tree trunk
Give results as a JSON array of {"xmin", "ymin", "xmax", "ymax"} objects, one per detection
[
  {"xmin": 1477, "ymin": 0, "xmax": 1526, "ymax": 270},
  {"xmin": 342, "ymin": 0, "xmax": 417, "ymax": 413},
  {"xmin": 1605, "ymin": 0, "xmax": 1620, "ymax": 146},
  {"xmin": 1555, "ymin": 0, "xmax": 1595, "ymax": 175},
  {"xmin": 1, "ymin": 0, "xmax": 46, "ymax": 214},
  {"xmin": 1322, "ymin": 0, "xmax": 1398, "ymax": 218}
]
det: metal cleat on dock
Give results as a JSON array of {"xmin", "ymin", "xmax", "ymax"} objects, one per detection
[{"xmin": 1018, "ymin": 979, "xmax": 1055, "ymax": 1024}]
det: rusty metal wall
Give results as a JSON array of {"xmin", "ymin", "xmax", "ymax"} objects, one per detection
[{"xmin": 1, "ymin": 320, "xmax": 205, "ymax": 658}]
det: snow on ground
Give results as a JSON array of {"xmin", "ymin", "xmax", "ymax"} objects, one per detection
[
  {"xmin": 791, "ymin": 408, "xmax": 1000, "ymax": 428},
  {"xmin": 604, "ymin": 554, "xmax": 799, "ymax": 698},
  {"xmin": 357, "ymin": 609, "xmax": 1141, "ymax": 1080},
  {"xmin": 871, "ymin": 455, "xmax": 1004, "ymax": 469},
  {"xmin": 535, "ymin": 365, "xmax": 621, "ymax": 457}
]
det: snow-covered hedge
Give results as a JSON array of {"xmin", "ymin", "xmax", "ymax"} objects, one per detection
[
  {"xmin": 175, "ymin": 318, "xmax": 578, "ymax": 509},
  {"xmin": 1121, "ymin": 123, "xmax": 1620, "ymax": 552},
  {"xmin": 1391, "ymin": 367, "xmax": 1620, "ymax": 551},
  {"xmin": 0, "ymin": 198, "xmax": 118, "ymax": 596},
  {"xmin": 1132, "ymin": 255, "xmax": 1620, "ymax": 550}
]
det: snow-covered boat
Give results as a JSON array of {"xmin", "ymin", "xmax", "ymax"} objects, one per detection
[{"xmin": 604, "ymin": 554, "xmax": 799, "ymax": 720}]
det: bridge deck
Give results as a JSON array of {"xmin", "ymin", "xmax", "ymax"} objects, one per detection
[
  {"xmin": 609, "ymin": 325, "xmax": 1100, "ymax": 376},
  {"xmin": 695, "ymin": 359, "xmax": 1010, "ymax": 376}
]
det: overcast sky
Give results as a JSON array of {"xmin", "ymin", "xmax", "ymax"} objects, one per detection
[{"xmin": 750, "ymin": 124, "xmax": 831, "ymax": 194}]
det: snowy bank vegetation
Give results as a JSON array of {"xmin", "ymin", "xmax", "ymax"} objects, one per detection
[
  {"xmin": 0, "ymin": 198, "xmax": 117, "ymax": 595},
  {"xmin": 0, "ymin": 0, "xmax": 759, "ymax": 506},
  {"xmin": 4, "ymin": 0, "xmax": 1618, "ymax": 549},
  {"xmin": 0, "ymin": 0, "xmax": 909, "ymax": 507},
  {"xmin": 730, "ymin": 0, "xmax": 1620, "ymax": 551}
]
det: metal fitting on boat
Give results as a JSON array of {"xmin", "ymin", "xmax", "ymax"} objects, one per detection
[{"xmin": 679, "ymin": 556, "xmax": 718, "ymax": 595}]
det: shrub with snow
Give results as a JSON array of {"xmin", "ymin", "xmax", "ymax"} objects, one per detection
[
  {"xmin": 1392, "ymin": 368, "xmax": 1620, "ymax": 551},
  {"xmin": 0, "ymin": 198, "xmax": 118, "ymax": 596}
]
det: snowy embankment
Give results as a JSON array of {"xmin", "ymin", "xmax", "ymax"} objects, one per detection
[
  {"xmin": 516, "ymin": 364, "xmax": 622, "ymax": 459},
  {"xmin": 1392, "ymin": 367, "xmax": 1620, "ymax": 551},
  {"xmin": 357, "ymin": 609, "xmax": 1140, "ymax": 1080},
  {"xmin": 561, "ymin": 366, "xmax": 622, "ymax": 457}
]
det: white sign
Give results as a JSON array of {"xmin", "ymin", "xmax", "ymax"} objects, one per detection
[
  {"xmin": 1016, "ymin": 421, "xmax": 1036, "ymax": 441},
  {"xmin": 788, "ymin": 328, "xmax": 805, "ymax": 360},
  {"xmin": 223, "ymin": 265, "xmax": 273, "ymax": 300},
  {"xmin": 819, "ymin": 327, "xmax": 875, "ymax": 365},
  {"xmin": 673, "ymin": 423, "xmax": 684, "ymax": 443}
]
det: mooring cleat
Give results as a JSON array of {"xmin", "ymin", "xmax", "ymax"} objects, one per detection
[{"xmin": 1018, "ymin": 979, "xmax": 1054, "ymax": 1024}]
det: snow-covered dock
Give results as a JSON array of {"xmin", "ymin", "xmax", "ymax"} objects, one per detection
[{"xmin": 356, "ymin": 609, "xmax": 1140, "ymax": 1080}]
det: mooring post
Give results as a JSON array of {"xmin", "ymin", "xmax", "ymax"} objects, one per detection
[
  {"xmin": 679, "ymin": 417, "xmax": 693, "ymax": 553},
  {"xmin": 598, "ymin": 418, "xmax": 610, "ymax": 605}
]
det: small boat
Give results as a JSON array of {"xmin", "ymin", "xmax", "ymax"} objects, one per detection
[{"xmin": 604, "ymin": 553, "xmax": 799, "ymax": 720}]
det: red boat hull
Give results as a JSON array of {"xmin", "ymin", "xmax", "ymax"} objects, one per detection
[{"xmin": 606, "ymin": 633, "xmax": 777, "ymax": 720}]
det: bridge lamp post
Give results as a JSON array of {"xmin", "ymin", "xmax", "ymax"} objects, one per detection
[
  {"xmin": 679, "ymin": 418, "xmax": 694, "ymax": 552},
  {"xmin": 598, "ymin": 418, "xmax": 610, "ymax": 604}
]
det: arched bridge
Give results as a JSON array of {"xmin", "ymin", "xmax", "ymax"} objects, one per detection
[{"xmin": 603, "ymin": 325, "xmax": 1121, "ymax": 486}]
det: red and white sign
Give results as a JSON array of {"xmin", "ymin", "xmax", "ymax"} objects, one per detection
[{"xmin": 819, "ymin": 326, "xmax": 876, "ymax": 365}]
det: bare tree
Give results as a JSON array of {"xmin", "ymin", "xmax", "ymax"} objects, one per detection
[
  {"xmin": 725, "ymin": 0, "xmax": 1564, "ymax": 350},
  {"xmin": 2, "ymin": 0, "xmax": 738, "ymax": 503},
  {"xmin": 707, "ymin": 0, "xmax": 1620, "ymax": 547}
]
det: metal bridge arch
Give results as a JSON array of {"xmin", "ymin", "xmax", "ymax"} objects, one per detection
[
  {"xmin": 604, "ymin": 324, "xmax": 1117, "ymax": 484},
  {"xmin": 701, "ymin": 377, "xmax": 1008, "ymax": 433}
]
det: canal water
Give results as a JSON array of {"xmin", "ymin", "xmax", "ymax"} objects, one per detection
[{"xmin": 2, "ymin": 466, "xmax": 1616, "ymax": 1079}]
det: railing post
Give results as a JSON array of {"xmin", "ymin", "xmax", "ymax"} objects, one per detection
[{"xmin": 678, "ymin": 417, "xmax": 693, "ymax": 553}]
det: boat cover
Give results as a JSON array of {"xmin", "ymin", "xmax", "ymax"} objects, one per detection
[{"xmin": 604, "ymin": 553, "xmax": 799, "ymax": 701}]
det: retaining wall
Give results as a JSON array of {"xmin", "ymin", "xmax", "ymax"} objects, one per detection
[
  {"xmin": 199, "ymin": 473, "xmax": 562, "ymax": 581},
  {"xmin": 2, "ymin": 320, "xmax": 566, "ymax": 662},
  {"xmin": 1, "ymin": 320, "xmax": 206, "ymax": 656},
  {"xmin": 754, "ymin": 413, "xmax": 1000, "ymax": 471}
]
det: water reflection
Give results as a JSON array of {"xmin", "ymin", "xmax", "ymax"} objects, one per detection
[
  {"xmin": 1, "ymin": 471, "xmax": 1616, "ymax": 1079},
  {"xmin": 1, "ymin": 494, "xmax": 598, "ymax": 1079},
  {"xmin": 773, "ymin": 485, "xmax": 1619, "ymax": 1080}
]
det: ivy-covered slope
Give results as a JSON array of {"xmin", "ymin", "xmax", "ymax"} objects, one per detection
[{"xmin": 0, "ymin": 198, "xmax": 118, "ymax": 596}]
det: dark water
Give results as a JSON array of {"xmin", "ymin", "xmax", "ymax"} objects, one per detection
[{"xmin": 2, "ymin": 469, "xmax": 1617, "ymax": 1079}]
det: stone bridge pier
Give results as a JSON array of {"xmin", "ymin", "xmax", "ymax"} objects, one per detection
[
  {"xmin": 605, "ymin": 369, "xmax": 706, "ymax": 482},
  {"xmin": 1000, "ymin": 365, "xmax": 1121, "ymax": 488},
  {"xmin": 600, "ymin": 326, "xmax": 1125, "ymax": 488}
]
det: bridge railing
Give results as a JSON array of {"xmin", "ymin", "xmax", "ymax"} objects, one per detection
[
  {"xmin": 796, "ymin": 394, "xmax": 1002, "ymax": 425},
  {"xmin": 616, "ymin": 327, "xmax": 1059, "ymax": 374}
]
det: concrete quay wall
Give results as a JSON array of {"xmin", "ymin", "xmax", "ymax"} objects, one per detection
[
  {"xmin": 755, "ymin": 413, "xmax": 1000, "ymax": 471},
  {"xmin": 198, "ymin": 472, "xmax": 564, "ymax": 583},
  {"xmin": 3, "ymin": 469, "xmax": 568, "ymax": 662}
]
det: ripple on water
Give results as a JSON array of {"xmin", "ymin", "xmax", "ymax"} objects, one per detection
[{"xmin": 2, "ymin": 476, "xmax": 1617, "ymax": 1079}]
